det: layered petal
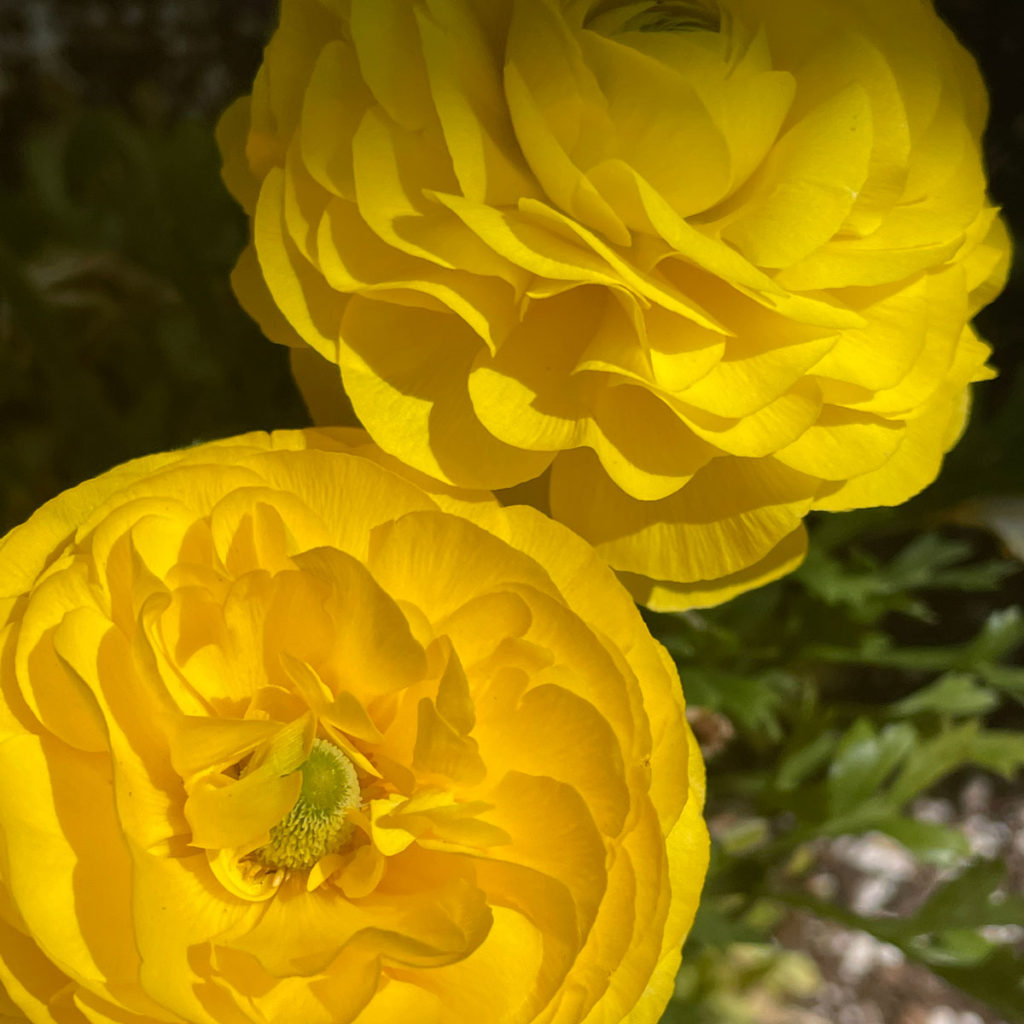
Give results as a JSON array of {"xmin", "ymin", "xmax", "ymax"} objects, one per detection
[
  {"xmin": 220, "ymin": 0, "xmax": 1007, "ymax": 611},
  {"xmin": 0, "ymin": 429, "xmax": 707, "ymax": 1024}
]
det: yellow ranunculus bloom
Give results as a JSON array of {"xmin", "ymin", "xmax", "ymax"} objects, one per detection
[
  {"xmin": 0, "ymin": 429, "xmax": 707, "ymax": 1024},
  {"xmin": 219, "ymin": 0, "xmax": 1010, "ymax": 610}
]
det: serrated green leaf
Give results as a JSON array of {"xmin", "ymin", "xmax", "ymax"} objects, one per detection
[
  {"xmin": 795, "ymin": 533, "xmax": 1010, "ymax": 634},
  {"xmin": 887, "ymin": 532, "xmax": 973, "ymax": 583},
  {"xmin": 929, "ymin": 560, "xmax": 1018, "ymax": 592},
  {"xmin": 888, "ymin": 723, "xmax": 981, "ymax": 805},
  {"xmin": 890, "ymin": 723, "xmax": 1024, "ymax": 806},
  {"xmin": 681, "ymin": 668, "xmax": 797, "ymax": 743},
  {"xmin": 796, "ymin": 546, "xmax": 881, "ymax": 606},
  {"xmin": 892, "ymin": 672, "xmax": 999, "ymax": 719},
  {"xmin": 806, "ymin": 636, "xmax": 957, "ymax": 671},
  {"xmin": 966, "ymin": 730, "xmax": 1024, "ymax": 778}
]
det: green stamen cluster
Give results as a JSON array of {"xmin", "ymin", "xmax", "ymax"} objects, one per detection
[
  {"xmin": 627, "ymin": 1, "xmax": 721, "ymax": 33},
  {"xmin": 254, "ymin": 739, "xmax": 360, "ymax": 871}
]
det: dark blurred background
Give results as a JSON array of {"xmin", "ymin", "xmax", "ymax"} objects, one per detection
[{"xmin": 0, "ymin": 0, "xmax": 304, "ymax": 534}]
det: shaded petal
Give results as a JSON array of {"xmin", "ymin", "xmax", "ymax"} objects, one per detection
[
  {"xmin": 0, "ymin": 913, "xmax": 87, "ymax": 1023},
  {"xmin": 350, "ymin": 976, "xmax": 442, "ymax": 1024},
  {"xmin": 675, "ymin": 378, "xmax": 823, "ymax": 459},
  {"xmin": 624, "ymin": 525, "xmax": 808, "ymax": 612},
  {"xmin": 628, "ymin": 724, "xmax": 709, "ymax": 1024},
  {"xmin": 587, "ymin": 385, "xmax": 719, "ymax": 501},
  {"xmin": 504, "ymin": 0, "xmax": 628, "ymax": 244},
  {"xmin": 238, "ymin": 449, "xmax": 440, "ymax": 561},
  {"xmin": 131, "ymin": 852, "xmax": 260, "ymax": 1024},
  {"xmin": 288, "ymin": 547, "xmax": 428, "ymax": 699},
  {"xmin": 715, "ymin": 83, "xmax": 872, "ymax": 267},
  {"xmin": 551, "ymin": 450, "xmax": 819, "ymax": 581},
  {"xmin": 366, "ymin": 510, "xmax": 560, "ymax": 623},
  {"xmin": 14, "ymin": 572, "xmax": 109, "ymax": 753},
  {"xmin": 299, "ymin": 39, "xmax": 372, "ymax": 201},
  {"xmin": 834, "ymin": 267, "xmax": 970, "ymax": 418},
  {"xmin": 398, "ymin": 905, "xmax": 542, "ymax": 1024},
  {"xmin": 349, "ymin": 0, "xmax": 433, "ymax": 131},
  {"xmin": 254, "ymin": 169, "xmax": 347, "ymax": 363},
  {"xmin": 416, "ymin": 0, "xmax": 540, "ymax": 206},
  {"xmin": 773, "ymin": 407, "xmax": 905, "ymax": 480},
  {"xmin": 580, "ymin": 31, "xmax": 734, "ymax": 217},
  {"xmin": 338, "ymin": 298, "xmax": 553, "ymax": 488},
  {"xmin": 413, "ymin": 695, "xmax": 487, "ymax": 787},
  {"xmin": 473, "ymin": 683, "xmax": 630, "ymax": 836},
  {"xmin": 812, "ymin": 376, "xmax": 973, "ymax": 511},
  {"xmin": 810, "ymin": 274, "xmax": 931, "ymax": 391},
  {"xmin": 0, "ymin": 736, "xmax": 140, "ymax": 1007},
  {"xmin": 483, "ymin": 772, "xmax": 607, "ymax": 941},
  {"xmin": 170, "ymin": 717, "xmax": 282, "ymax": 782},
  {"xmin": 216, "ymin": 97, "xmax": 259, "ymax": 211},
  {"xmin": 184, "ymin": 716, "xmax": 311, "ymax": 851}
]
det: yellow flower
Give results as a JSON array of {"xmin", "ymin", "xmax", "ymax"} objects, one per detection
[
  {"xmin": 217, "ymin": 0, "xmax": 1009, "ymax": 610},
  {"xmin": 0, "ymin": 428, "xmax": 707, "ymax": 1024}
]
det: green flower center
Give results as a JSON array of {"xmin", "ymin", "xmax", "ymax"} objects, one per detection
[
  {"xmin": 254, "ymin": 739, "xmax": 360, "ymax": 870},
  {"xmin": 624, "ymin": 0, "xmax": 720, "ymax": 32}
]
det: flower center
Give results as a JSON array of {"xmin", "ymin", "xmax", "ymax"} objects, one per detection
[
  {"xmin": 253, "ymin": 739, "xmax": 360, "ymax": 870},
  {"xmin": 623, "ymin": 0, "xmax": 720, "ymax": 32}
]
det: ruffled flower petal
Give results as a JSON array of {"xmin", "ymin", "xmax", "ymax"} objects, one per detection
[
  {"xmin": 220, "ymin": 0, "xmax": 1007, "ymax": 611},
  {"xmin": 0, "ymin": 429, "xmax": 706, "ymax": 1024}
]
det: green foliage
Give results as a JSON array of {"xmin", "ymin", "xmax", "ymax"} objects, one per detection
[
  {"xmin": 654, "ymin": 515, "xmax": 1024, "ymax": 1022},
  {"xmin": 0, "ymin": 104, "xmax": 309, "ymax": 535},
  {"xmin": 665, "ymin": 944, "xmax": 823, "ymax": 1024}
]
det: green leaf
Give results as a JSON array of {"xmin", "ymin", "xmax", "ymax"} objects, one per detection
[
  {"xmin": 827, "ymin": 720, "xmax": 917, "ymax": 817},
  {"xmin": 680, "ymin": 668, "xmax": 797, "ymax": 744},
  {"xmin": 885, "ymin": 533, "xmax": 972, "ymax": 587},
  {"xmin": 772, "ymin": 884, "xmax": 1024, "ymax": 1022},
  {"xmin": 874, "ymin": 817, "xmax": 971, "ymax": 867},
  {"xmin": 960, "ymin": 606, "xmax": 1024, "ymax": 666},
  {"xmin": 891, "ymin": 672, "xmax": 999, "ymax": 719},
  {"xmin": 907, "ymin": 861, "xmax": 1024, "ymax": 934},
  {"xmin": 775, "ymin": 731, "xmax": 840, "ymax": 792},
  {"xmin": 978, "ymin": 662, "xmax": 1024, "ymax": 697},
  {"xmin": 717, "ymin": 818, "xmax": 771, "ymax": 856},
  {"xmin": 911, "ymin": 929, "xmax": 995, "ymax": 968},
  {"xmin": 796, "ymin": 546, "xmax": 884, "ymax": 609},
  {"xmin": 795, "ymin": 532, "xmax": 1011, "ymax": 631},
  {"xmin": 686, "ymin": 899, "xmax": 769, "ymax": 949},
  {"xmin": 890, "ymin": 533, "xmax": 1014, "ymax": 592},
  {"xmin": 806, "ymin": 635, "xmax": 957, "ymax": 671},
  {"xmin": 891, "ymin": 723, "xmax": 1024, "ymax": 806},
  {"xmin": 805, "ymin": 606, "xmax": 1024, "ymax": 675},
  {"xmin": 967, "ymin": 730, "xmax": 1024, "ymax": 778},
  {"xmin": 888, "ymin": 723, "xmax": 980, "ymax": 805},
  {"xmin": 925, "ymin": 945, "xmax": 1024, "ymax": 1023}
]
